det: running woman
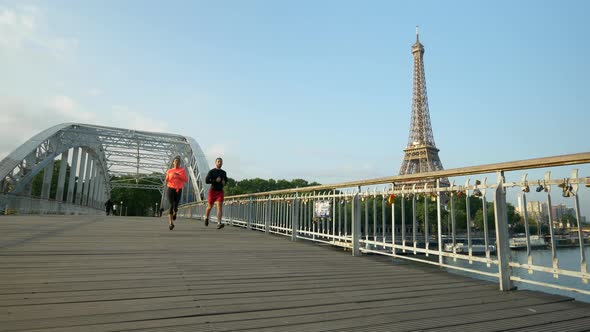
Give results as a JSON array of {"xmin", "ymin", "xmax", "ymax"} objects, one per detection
[{"xmin": 165, "ymin": 156, "xmax": 188, "ymax": 230}]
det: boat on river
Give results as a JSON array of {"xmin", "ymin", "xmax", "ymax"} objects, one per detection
[
  {"xmin": 443, "ymin": 238, "xmax": 496, "ymax": 255},
  {"xmin": 509, "ymin": 235, "xmax": 548, "ymax": 250},
  {"xmin": 549, "ymin": 233, "xmax": 590, "ymax": 248}
]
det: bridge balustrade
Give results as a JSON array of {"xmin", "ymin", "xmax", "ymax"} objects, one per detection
[
  {"xmin": 179, "ymin": 152, "xmax": 590, "ymax": 299},
  {"xmin": 0, "ymin": 193, "xmax": 103, "ymax": 215}
]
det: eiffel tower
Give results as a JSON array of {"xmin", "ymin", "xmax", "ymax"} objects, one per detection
[{"xmin": 398, "ymin": 27, "xmax": 446, "ymax": 180}]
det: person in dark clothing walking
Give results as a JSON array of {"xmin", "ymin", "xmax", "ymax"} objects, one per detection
[
  {"xmin": 205, "ymin": 157, "xmax": 228, "ymax": 229},
  {"xmin": 104, "ymin": 199, "xmax": 114, "ymax": 216},
  {"xmin": 165, "ymin": 156, "xmax": 188, "ymax": 230}
]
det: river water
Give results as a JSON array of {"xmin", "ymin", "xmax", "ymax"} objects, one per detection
[{"xmin": 444, "ymin": 246, "xmax": 590, "ymax": 303}]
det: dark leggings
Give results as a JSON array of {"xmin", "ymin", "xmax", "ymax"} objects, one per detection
[{"xmin": 167, "ymin": 187, "xmax": 182, "ymax": 215}]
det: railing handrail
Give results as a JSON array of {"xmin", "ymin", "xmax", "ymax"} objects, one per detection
[
  {"xmin": 222, "ymin": 152, "xmax": 590, "ymax": 199},
  {"xmin": 179, "ymin": 151, "xmax": 590, "ymax": 300},
  {"xmin": 0, "ymin": 194, "xmax": 104, "ymax": 215}
]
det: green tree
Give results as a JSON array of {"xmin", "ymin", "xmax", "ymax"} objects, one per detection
[
  {"xmin": 451, "ymin": 196, "xmax": 483, "ymax": 230},
  {"xmin": 561, "ymin": 214, "xmax": 577, "ymax": 227},
  {"xmin": 110, "ymin": 174, "xmax": 163, "ymax": 216},
  {"xmin": 472, "ymin": 200, "xmax": 519, "ymax": 232},
  {"xmin": 32, "ymin": 159, "xmax": 75, "ymax": 200},
  {"xmin": 354, "ymin": 195, "xmax": 449, "ymax": 237},
  {"xmin": 505, "ymin": 204, "xmax": 521, "ymax": 235},
  {"xmin": 224, "ymin": 178, "xmax": 320, "ymax": 196}
]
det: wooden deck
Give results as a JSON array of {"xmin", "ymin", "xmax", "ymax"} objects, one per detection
[{"xmin": 1, "ymin": 215, "xmax": 589, "ymax": 332}]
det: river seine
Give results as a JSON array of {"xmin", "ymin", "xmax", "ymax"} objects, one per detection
[{"xmin": 444, "ymin": 246, "xmax": 590, "ymax": 303}]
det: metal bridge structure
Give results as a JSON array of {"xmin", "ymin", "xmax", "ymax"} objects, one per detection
[{"xmin": 0, "ymin": 123, "xmax": 209, "ymax": 215}]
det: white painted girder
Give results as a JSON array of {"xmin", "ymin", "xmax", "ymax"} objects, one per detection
[{"xmin": 0, "ymin": 123, "xmax": 210, "ymax": 206}]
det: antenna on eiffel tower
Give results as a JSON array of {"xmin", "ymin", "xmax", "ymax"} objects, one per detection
[{"xmin": 398, "ymin": 29, "xmax": 448, "ymax": 188}]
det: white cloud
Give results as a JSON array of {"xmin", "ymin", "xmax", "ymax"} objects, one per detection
[
  {"xmin": 0, "ymin": 9, "xmax": 16, "ymax": 25},
  {"xmin": 88, "ymin": 88, "xmax": 102, "ymax": 96},
  {"xmin": 49, "ymin": 95, "xmax": 96, "ymax": 122},
  {"xmin": 0, "ymin": 97, "xmax": 59, "ymax": 159},
  {"xmin": 0, "ymin": 6, "xmax": 77, "ymax": 58},
  {"xmin": 19, "ymin": 13, "xmax": 35, "ymax": 30},
  {"xmin": 52, "ymin": 95, "xmax": 76, "ymax": 113},
  {"xmin": 206, "ymin": 144, "xmax": 226, "ymax": 162},
  {"xmin": 108, "ymin": 106, "xmax": 170, "ymax": 133},
  {"xmin": 0, "ymin": 97, "xmax": 170, "ymax": 159}
]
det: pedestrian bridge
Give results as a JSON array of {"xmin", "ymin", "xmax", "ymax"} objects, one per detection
[
  {"xmin": 2, "ymin": 215, "xmax": 589, "ymax": 332},
  {"xmin": 0, "ymin": 123, "xmax": 210, "ymax": 214},
  {"xmin": 1, "ymin": 123, "xmax": 590, "ymax": 330}
]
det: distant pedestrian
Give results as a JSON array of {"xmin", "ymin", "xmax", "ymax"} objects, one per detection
[
  {"xmin": 205, "ymin": 157, "xmax": 228, "ymax": 229},
  {"xmin": 165, "ymin": 156, "xmax": 188, "ymax": 230},
  {"xmin": 104, "ymin": 199, "xmax": 114, "ymax": 216}
]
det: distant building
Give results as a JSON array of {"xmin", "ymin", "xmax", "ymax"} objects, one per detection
[
  {"xmin": 527, "ymin": 201, "xmax": 542, "ymax": 215},
  {"xmin": 551, "ymin": 203, "xmax": 575, "ymax": 221},
  {"xmin": 515, "ymin": 200, "xmax": 549, "ymax": 229},
  {"xmin": 516, "ymin": 199, "xmax": 587, "ymax": 227}
]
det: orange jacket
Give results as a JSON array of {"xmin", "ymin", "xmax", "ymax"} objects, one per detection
[{"xmin": 166, "ymin": 167, "xmax": 188, "ymax": 190}]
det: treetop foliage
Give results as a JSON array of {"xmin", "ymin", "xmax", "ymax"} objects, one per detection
[{"xmin": 224, "ymin": 178, "xmax": 321, "ymax": 196}]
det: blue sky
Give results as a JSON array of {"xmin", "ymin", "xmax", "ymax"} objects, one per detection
[{"xmin": 1, "ymin": 0, "xmax": 589, "ymax": 187}]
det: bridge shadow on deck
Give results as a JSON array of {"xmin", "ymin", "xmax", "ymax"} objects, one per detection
[{"xmin": 1, "ymin": 215, "xmax": 589, "ymax": 332}]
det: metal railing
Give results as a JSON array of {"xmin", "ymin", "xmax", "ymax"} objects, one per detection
[
  {"xmin": 178, "ymin": 152, "xmax": 590, "ymax": 298},
  {"xmin": 0, "ymin": 194, "xmax": 104, "ymax": 215}
]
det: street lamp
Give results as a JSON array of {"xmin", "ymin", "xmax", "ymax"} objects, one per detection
[
  {"xmin": 120, "ymin": 201, "xmax": 123, "ymax": 216},
  {"xmin": 155, "ymin": 202, "xmax": 159, "ymax": 217}
]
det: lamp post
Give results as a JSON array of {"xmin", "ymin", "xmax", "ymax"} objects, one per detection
[
  {"xmin": 120, "ymin": 201, "xmax": 123, "ymax": 216},
  {"xmin": 155, "ymin": 202, "xmax": 159, "ymax": 217}
]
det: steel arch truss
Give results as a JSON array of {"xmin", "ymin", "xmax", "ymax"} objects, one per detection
[{"xmin": 0, "ymin": 123, "xmax": 210, "ymax": 212}]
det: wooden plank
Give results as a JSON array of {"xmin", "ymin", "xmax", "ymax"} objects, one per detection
[
  {"xmin": 0, "ymin": 215, "xmax": 588, "ymax": 332},
  {"xmin": 511, "ymin": 316, "xmax": 590, "ymax": 332}
]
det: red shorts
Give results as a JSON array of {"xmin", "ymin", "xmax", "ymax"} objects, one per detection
[{"xmin": 208, "ymin": 189, "xmax": 224, "ymax": 204}]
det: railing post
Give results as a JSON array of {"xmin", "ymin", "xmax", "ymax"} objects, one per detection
[
  {"xmin": 265, "ymin": 196, "xmax": 271, "ymax": 234},
  {"xmin": 494, "ymin": 172, "xmax": 513, "ymax": 291},
  {"xmin": 228, "ymin": 202, "xmax": 233, "ymax": 227},
  {"xmin": 247, "ymin": 198, "xmax": 253, "ymax": 230},
  {"xmin": 437, "ymin": 179, "xmax": 443, "ymax": 265},
  {"xmin": 292, "ymin": 198, "xmax": 299, "ymax": 241},
  {"xmin": 352, "ymin": 192, "xmax": 361, "ymax": 256},
  {"xmin": 571, "ymin": 169, "xmax": 588, "ymax": 282}
]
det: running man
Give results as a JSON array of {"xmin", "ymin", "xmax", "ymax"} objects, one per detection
[{"xmin": 205, "ymin": 157, "xmax": 228, "ymax": 229}]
